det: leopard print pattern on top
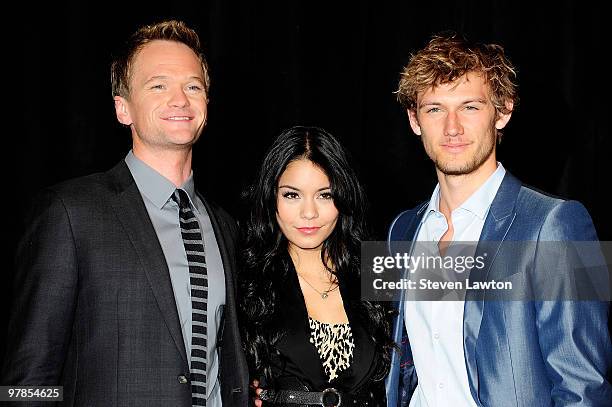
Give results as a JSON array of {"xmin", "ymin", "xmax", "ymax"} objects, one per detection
[{"xmin": 308, "ymin": 317, "xmax": 355, "ymax": 382}]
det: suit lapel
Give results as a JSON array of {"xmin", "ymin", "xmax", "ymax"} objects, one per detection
[
  {"xmin": 385, "ymin": 204, "xmax": 427, "ymax": 405},
  {"xmin": 197, "ymin": 194, "xmax": 239, "ymax": 354},
  {"xmin": 107, "ymin": 162, "xmax": 188, "ymax": 364},
  {"xmin": 387, "ymin": 204, "xmax": 428, "ymax": 325},
  {"xmin": 463, "ymin": 172, "xmax": 521, "ymax": 403},
  {"xmin": 198, "ymin": 195, "xmax": 235, "ymax": 301},
  {"xmin": 387, "ymin": 204, "xmax": 428, "ymax": 255}
]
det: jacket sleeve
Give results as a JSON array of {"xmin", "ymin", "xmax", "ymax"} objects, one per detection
[
  {"xmin": 534, "ymin": 200, "xmax": 612, "ymax": 406},
  {"xmin": 1, "ymin": 189, "xmax": 78, "ymax": 386}
]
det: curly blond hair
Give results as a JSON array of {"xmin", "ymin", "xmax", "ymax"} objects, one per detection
[
  {"xmin": 111, "ymin": 20, "xmax": 210, "ymax": 99},
  {"xmin": 397, "ymin": 32, "xmax": 518, "ymax": 114}
]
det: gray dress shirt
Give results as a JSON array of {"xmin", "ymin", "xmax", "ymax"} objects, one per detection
[{"xmin": 125, "ymin": 151, "xmax": 225, "ymax": 406}]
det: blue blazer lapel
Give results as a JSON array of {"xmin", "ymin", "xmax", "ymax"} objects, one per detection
[
  {"xmin": 385, "ymin": 204, "xmax": 427, "ymax": 407},
  {"xmin": 463, "ymin": 172, "xmax": 521, "ymax": 403},
  {"xmin": 387, "ymin": 203, "xmax": 428, "ymax": 331},
  {"xmin": 108, "ymin": 162, "xmax": 188, "ymax": 365},
  {"xmin": 388, "ymin": 203, "xmax": 428, "ymax": 252}
]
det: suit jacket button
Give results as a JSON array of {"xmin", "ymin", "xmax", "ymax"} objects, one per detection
[{"xmin": 178, "ymin": 375, "xmax": 189, "ymax": 384}]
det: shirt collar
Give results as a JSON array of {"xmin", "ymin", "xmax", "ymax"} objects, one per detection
[
  {"xmin": 460, "ymin": 163, "xmax": 505, "ymax": 219},
  {"xmin": 421, "ymin": 162, "xmax": 506, "ymax": 223},
  {"xmin": 124, "ymin": 150, "xmax": 198, "ymax": 212},
  {"xmin": 422, "ymin": 184, "xmax": 442, "ymax": 224}
]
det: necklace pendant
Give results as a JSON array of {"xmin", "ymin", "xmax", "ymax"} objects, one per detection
[{"xmin": 321, "ymin": 292, "xmax": 329, "ymax": 299}]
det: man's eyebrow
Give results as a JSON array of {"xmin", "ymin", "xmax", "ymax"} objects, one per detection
[
  {"xmin": 462, "ymin": 98, "xmax": 487, "ymax": 104},
  {"xmin": 418, "ymin": 98, "xmax": 487, "ymax": 108},
  {"xmin": 144, "ymin": 75, "xmax": 205, "ymax": 83},
  {"xmin": 144, "ymin": 76, "xmax": 169, "ymax": 83},
  {"xmin": 417, "ymin": 101, "xmax": 442, "ymax": 109}
]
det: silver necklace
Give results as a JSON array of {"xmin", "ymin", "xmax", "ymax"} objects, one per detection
[{"xmin": 298, "ymin": 273, "xmax": 339, "ymax": 299}]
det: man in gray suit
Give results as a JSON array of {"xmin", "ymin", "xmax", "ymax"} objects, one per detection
[{"xmin": 2, "ymin": 20, "xmax": 248, "ymax": 406}]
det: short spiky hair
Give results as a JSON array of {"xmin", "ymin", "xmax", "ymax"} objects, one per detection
[
  {"xmin": 397, "ymin": 32, "xmax": 518, "ymax": 114},
  {"xmin": 111, "ymin": 20, "xmax": 210, "ymax": 98}
]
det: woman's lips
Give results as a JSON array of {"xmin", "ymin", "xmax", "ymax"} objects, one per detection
[{"xmin": 296, "ymin": 226, "xmax": 321, "ymax": 235}]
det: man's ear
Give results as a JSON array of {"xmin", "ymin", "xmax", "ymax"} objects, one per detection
[
  {"xmin": 407, "ymin": 109, "xmax": 422, "ymax": 136},
  {"xmin": 114, "ymin": 96, "xmax": 133, "ymax": 126},
  {"xmin": 495, "ymin": 101, "xmax": 514, "ymax": 130}
]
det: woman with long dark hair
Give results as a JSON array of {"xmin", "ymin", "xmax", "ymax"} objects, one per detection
[{"xmin": 238, "ymin": 126, "xmax": 394, "ymax": 406}]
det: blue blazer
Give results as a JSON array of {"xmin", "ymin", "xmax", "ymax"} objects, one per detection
[{"xmin": 385, "ymin": 172, "xmax": 612, "ymax": 407}]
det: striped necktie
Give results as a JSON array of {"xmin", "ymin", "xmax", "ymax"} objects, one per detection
[{"xmin": 172, "ymin": 189, "xmax": 208, "ymax": 406}]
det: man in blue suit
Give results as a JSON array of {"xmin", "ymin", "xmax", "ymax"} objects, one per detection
[{"xmin": 385, "ymin": 33, "xmax": 611, "ymax": 406}]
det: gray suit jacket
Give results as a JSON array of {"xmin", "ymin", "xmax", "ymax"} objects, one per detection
[{"xmin": 1, "ymin": 161, "xmax": 248, "ymax": 406}]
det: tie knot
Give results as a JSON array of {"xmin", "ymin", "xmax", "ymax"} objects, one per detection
[{"xmin": 172, "ymin": 189, "xmax": 191, "ymax": 210}]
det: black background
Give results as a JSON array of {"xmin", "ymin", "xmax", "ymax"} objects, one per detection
[{"xmin": 2, "ymin": 0, "xmax": 609, "ymax": 371}]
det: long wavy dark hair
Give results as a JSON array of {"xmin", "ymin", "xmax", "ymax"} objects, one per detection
[{"xmin": 238, "ymin": 125, "xmax": 394, "ymax": 384}]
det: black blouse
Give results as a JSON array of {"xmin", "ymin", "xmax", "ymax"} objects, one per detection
[{"xmin": 266, "ymin": 263, "xmax": 386, "ymax": 404}]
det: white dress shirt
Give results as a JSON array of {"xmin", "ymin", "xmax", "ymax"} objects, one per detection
[{"xmin": 405, "ymin": 163, "xmax": 506, "ymax": 407}]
